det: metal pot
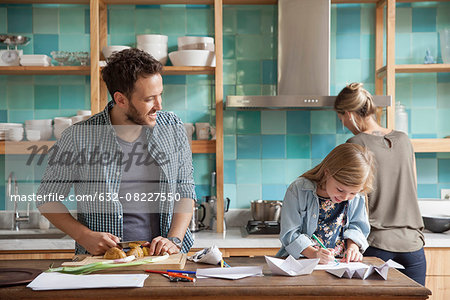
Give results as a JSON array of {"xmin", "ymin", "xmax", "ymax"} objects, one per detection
[
  {"xmin": 189, "ymin": 203, "xmax": 206, "ymax": 232},
  {"xmin": 251, "ymin": 200, "xmax": 283, "ymax": 222}
]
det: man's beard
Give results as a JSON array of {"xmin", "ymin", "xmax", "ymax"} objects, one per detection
[{"xmin": 125, "ymin": 101, "xmax": 151, "ymax": 126}]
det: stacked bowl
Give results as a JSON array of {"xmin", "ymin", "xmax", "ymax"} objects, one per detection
[
  {"xmin": 25, "ymin": 119, "xmax": 53, "ymax": 141},
  {"xmin": 136, "ymin": 34, "xmax": 168, "ymax": 65},
  {"xmin": 53, "ymin": 117, "xmax": 72, "ymax": 140},
  {"xmin": 169, "ymin": 36, "xmax": 215, "ymax": 67}
]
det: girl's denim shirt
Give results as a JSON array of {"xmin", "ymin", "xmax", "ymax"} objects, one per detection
[{"xmin": 277, "ymin": 177, "xmax": 370, "ymax": 259}]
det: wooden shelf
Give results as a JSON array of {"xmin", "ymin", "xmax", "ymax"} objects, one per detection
[
  {"xmin": 5, "ymin": 0, "xmax": 448, "ymax": 5},
  {"xmin": 97, "ymin": 66, "xmax": 215, "ymax": 75},
  {"xmin": 0, "ymin": 140, "xmax": 215, "ymax": 155},
  {"xmin": 162, "ymin": 66, "xmax": 215, "ymax": 75},
  {"xmin": 0, "ymin": 66, "xmax": 90, "ymax": 76},
  {"xmin": 395, "ymin": 64, "xmax": 450, "ymax": 74},
  {"xmin": 191, "ymin": 140, "xmax": 216, "ymax": 153},
  {"xmin": 376, "ymin": 64, "xmax": 450, "ymax": 78},
  {"xmin": 411, "ymin": 139, "xmax": 450, "ymax": 153}
]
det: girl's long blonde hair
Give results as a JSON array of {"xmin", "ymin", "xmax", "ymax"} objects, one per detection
[
  {"xmin": 334, "ymin": 82, "xmax": 377, "ymax": 132},
  {"xmin": 302, "ymin": 143, "xmax": 376, "ymax": 193}
]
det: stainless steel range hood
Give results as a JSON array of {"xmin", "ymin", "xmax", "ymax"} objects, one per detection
[{"xmin": 226, "ymin": 0, "xmax": 391, "ymax": 110}]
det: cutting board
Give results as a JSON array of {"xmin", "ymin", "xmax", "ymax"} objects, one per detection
[{"xmin": 61, "ymin": 253, "xmax": 187, "ymax": 272}]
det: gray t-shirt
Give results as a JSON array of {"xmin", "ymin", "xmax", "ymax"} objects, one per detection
[
  {"xmin": 348, "ymin": 130, "xmax": 424, "ymax": 252},
  {"xmin": 117, "ymin": 130, "xmax": 161, "ymax": 242}
]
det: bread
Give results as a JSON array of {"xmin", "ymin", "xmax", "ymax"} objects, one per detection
[
  {"xmin": 103, "ymin": 247, "xmax": 127, "ymax": 259},
  {"xmin": 142, "ymin": 246, "xmax": 149, "ymax": 256},
  {"xmin": 127, "ymin": 246, "xmax": 144, "ymax": 258}
]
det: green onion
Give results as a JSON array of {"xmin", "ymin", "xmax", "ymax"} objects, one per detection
[{"xmin": 47, "ymin": 254, "xmax": 169, "ymax": 275}]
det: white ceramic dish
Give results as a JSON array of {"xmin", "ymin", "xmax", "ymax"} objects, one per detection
[
  {"xmin": 136, "ymin": 34, "xmax": 168, "ymax": 44},
  {"xmin": 25, "ymin": 119, "xmax": 52, "ymax": 126},
  {"xmin": 169, "ymin": 50, "xmax": 216, "ymax": 67},
  {"xmin": 102, "ymin": 46, "xmax": 131, "ymax": 59},
  {"xmin": 178, "ymin": 36, "xmax": 214, "ymax": 47}
]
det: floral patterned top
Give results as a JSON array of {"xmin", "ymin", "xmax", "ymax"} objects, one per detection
[{"xmin": 313, "ymin": 195, "xmax": 348, "ymax": 257}]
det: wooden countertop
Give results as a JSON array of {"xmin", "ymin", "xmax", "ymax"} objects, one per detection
[{"xmin": 0, "ymin": 257, "xmax": 431, "ymax": 300}]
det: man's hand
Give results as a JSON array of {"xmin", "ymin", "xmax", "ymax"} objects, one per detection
[
  {"xmin": 77, "ymin": 231, "xmax": 120, "ymax": 255},
  {"xmin": 341, "ymin": 240, "xmax": 363, "ymax": 263},
  {"xmin": 145, "ymin": 236, "xmax": 180, "ymax": 256}
]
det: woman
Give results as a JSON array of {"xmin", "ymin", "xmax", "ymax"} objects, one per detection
[{"xmin": 334, "ymin": 83, "xmax": 426, "ymax": 285}]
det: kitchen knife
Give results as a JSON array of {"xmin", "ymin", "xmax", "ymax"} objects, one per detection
[{"xmin": 117, "ymin": 240, "xmax": 148, "ymax": 248}]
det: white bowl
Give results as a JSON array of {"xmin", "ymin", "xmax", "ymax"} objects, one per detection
[
  {"xmin": 25, "ymin": 119, "xmax": 52, "ymax": 126},
  {"xmin": 136, "ymin": 34, "xmax": 168, "ymax": 44},
  {"xmin": 137, "ymin": 44, "xmax": 168, "ymax": 65},
  {"xmin": 71, "ymin": 115, "xmax": 90, "ymax": 124},
  {"xmin": 102, "ymin": 46, "xmax": 131, "ymax": 59},
  {"xmin": 179, "ymin": 43, "xmax": 214, "ymax": 51},
  {"xmin": 26, "ymin": 129, "xmax": 41, "ymax": 141},
  {"xmin": 178, "ymin": 36, "xmax": 214, "ymax": 48},
  {"xmin": 169, "ymin": 50, "xmax": 216, "ymax": 67},
  {"xmin": 77, "ymin": 110, "xmax": 91, "ymax": 116},
  {"xmin": 25, "ymin": 125, "xmax": 52, "ymax": 141},
  {"xmin": 54, "ymin": 117, "xmax": 72, "ymax": 126}
]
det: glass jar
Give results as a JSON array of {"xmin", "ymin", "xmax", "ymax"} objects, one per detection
[{"xmin": 395, "ymin": 102, "xmax": 408, "ymax": 135}]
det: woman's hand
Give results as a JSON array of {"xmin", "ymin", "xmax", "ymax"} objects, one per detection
[{"xmin": 341, "ymin": 240, "xmax": 363, "ymax": 263}]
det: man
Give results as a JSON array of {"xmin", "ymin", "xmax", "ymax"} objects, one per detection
[{"xmin": 37, "ymin": 48, "xmax": 195, "ymax": 255}]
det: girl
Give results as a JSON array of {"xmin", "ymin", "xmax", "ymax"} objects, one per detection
[
  {"xmin": 334, "ymin": 83, "xmax": 426, "ymax": 285},
  {"xmin": 277, "ymin": 143, "xmax": 374, "ymax": 264}
]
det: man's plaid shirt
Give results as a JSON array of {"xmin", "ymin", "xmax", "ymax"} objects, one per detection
[{"xmin": 37, "ymin": 101, "xmax": 196, "ymax": 254}]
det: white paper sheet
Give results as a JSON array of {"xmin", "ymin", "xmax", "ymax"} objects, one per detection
[
  {"xmin": 27, "ymin": 272, "xmax": 148, "ymax": 290},
  {"xmin": 324, "ymin": 259, "xmax": 404, "ymax": 280},
  {"xmin": 265, "ymin": 255, "xmax": 320, "ymax": 276},
  {"xmin": 314, "ymin": 261, "xmax": 369, "ymax": 270},
  {"xmin": 196, "ymin": 266, "xmax": 263, "ymax": 280}
]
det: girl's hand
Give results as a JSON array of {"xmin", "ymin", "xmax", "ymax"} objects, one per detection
[
  {"xmin": 341, "ymin": 243, "xmax": 362, "ymax": 263},
  {"xmin": 317, "ymin": 247, "xmax": 336, "ymax": 264}
]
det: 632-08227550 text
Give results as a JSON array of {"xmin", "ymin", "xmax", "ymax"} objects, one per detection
[{"xmin": 9, "ymin": 192, "xmax": 182, "ymax": 202}]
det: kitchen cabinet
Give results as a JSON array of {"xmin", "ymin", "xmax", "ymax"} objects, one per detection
[
  {"xmin": 425, "ymin": 248, "xmax": 450, "ymax": 300},
  {"xmin": 374, "ymin": 0, "xmax": 450, "ymax": 153}
]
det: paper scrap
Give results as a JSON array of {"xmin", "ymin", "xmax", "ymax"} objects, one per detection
[
  {"xmin": 188, "ymin": 245, "xmax": 223, "ymax": 265},
  {"xmin": 325, "ymin": 259, "xmax": 404, "ymax": 280},
  {"xmin": 196, "ymin": 266, "xmax": 263, "ymax": 280},
  {"xmin": 27, "ymin": 272, "xmax": 148, "ymax": 290},
  {"xmin": 265, "ymin": 255, "xmax": 320, "ymax": 276}
]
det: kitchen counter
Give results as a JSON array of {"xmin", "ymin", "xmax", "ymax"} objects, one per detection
[
  {"xmin": 0, "ymin": 227, "xmax": 449, "ymax": 252},
  {"xmin": 0, "ymin": 257, "xmax": 431, "ymax": 300}
]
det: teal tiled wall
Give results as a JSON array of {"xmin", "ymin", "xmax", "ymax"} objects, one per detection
[{"xmin": 0, "ymin": 3, "xmax": 449, "ymax": 210}]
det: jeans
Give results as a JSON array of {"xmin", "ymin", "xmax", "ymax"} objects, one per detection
[{"xmin": 364, "ymin": 246, "xmax": 426, "ymax": 285}]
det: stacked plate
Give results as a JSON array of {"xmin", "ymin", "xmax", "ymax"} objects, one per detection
[
  {"xmin": 7, "ymin": 127, "xmax": 24, "ymax": 141},
  {"xmin": 25, "ymin": 119, "xmax": 53, "ymax": 141},
  {"xmin": 169, "ymin": 36, "xmax": 215, "ymax": 67},
  {"xmin": 20, "ymin": 55, "xmax": 52, "ymax": 67},
  {"xmin": 136, "ymin": 34, "xmax": 168, "ymax": 65},
  {"xmin": 0, "ymin": 123, "xmax": 23, "ymax": 140}
]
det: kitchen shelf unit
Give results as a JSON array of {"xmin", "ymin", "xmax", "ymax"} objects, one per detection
[
  {"xmin": 375, "ymin": 0, "xmax": 450, "ymax": 153},
  {"xmin": 0, "ymin": 140, "xmax": 216, "ymax": 154},
  {"xmin": 0, "ymin": 66, "xmax": 214, "ymax": 76},
  {"xmin": 89, "ymin": 0, "xmax": 225, "ymax": 231}
]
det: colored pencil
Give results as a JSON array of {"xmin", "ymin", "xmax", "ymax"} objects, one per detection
[{"xmin": 166, "ymin": 269, "xmax": 196, "ymax": 275}]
